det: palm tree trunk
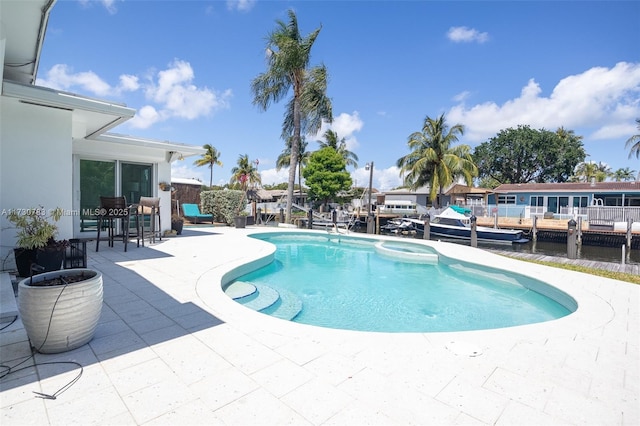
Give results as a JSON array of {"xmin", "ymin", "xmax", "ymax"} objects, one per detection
[
  {"xmin": 298, "ymin": 165, "xmax": 302, "ymax": 205},
  {"xmin": 210, "ymin": 166, "xmax": 213, "ymax": 188},
  {"xmin": 287, "ymin": 86, "xmax": 302, "ymax": 224}
]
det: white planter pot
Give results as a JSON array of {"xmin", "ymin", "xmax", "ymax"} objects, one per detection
[{"xmin": 18, "ymin": 269, "xmax": 103, "ymax": 354}]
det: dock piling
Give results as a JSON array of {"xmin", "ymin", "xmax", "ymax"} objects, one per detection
[
  {"xmin": 567, "ymin": 219, "xmax": 578, "ymax": 259},
  {"xmin": 423, "ymin": 214, "xmax": 430, "ymax": 240},
  {"xmin": 470, "ymin": 216, "xmax": 477, "ymax": 248}
]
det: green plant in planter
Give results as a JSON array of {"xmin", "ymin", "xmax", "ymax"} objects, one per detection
[{"xmin": 7, "ymin": 207, "xmax": 69, "ymax": 275}]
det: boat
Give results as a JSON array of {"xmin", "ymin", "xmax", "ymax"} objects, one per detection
[
  {"xmin": 427, "ymin": 206, "xmax": 529, "ymax": 244},
  {"xmin": 380, "ymin": 217, "xmax": 419, "ymax": 235}
]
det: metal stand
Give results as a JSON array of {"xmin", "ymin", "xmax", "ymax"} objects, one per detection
[{"xmin": 64, "ymin": 239, "xmax": 87, "ymax": 269}]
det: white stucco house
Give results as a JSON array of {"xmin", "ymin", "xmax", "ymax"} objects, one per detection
[{"xmin": 0, "ymin": 0, "xmax": 204, "ymax": 266}]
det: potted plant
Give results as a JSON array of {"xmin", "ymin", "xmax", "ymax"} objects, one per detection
[
  {"xmin": 18, "ymin": 268, "xmax": 103, "ymax": 353},
  {"xmin": 7, "ymin": 207, "xmax": 68, "ymax": 277},
  {"xmin": 234, "ymin": 211, "xmax": 248, "ymax": 229},
  {"xmin": 171, "ymin": 214, "xmax": 184, "ymax": 235}
]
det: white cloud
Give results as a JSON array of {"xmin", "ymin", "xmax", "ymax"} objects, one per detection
[
  {"xmin": 139, "ymin": 59, "xmax": 232, "ymax": 124},
  {"xmin": 314, "ymin": 111, "xmax": 364, "ymax": 152},
  {"xmin": 260, "ymin": 167, "xmax": 291, "ymax": 186},
  {"xmin": 38, "ymin": 64, "xmax": 141, "ymax": 97},
  {"xmin": 78, "ymin": 0, "xmax": 119, "ymax": 15},
  {"xmin": 448, "ymin": 62, "xmax": 640, "ymax": 143},
  {"xmin": 447, "ymin": 26, "xmax": 489, "ymax": 44},
  {"xmin": 118, "ymin": 74, "xmax": 139, "ymax": 92},
  {"xmin": 452, "ymin": 91, "xmax": 471, "ymax": 103},
  {"xmin": 226, "ymin": 0, "xmax": 256, "ymax": 12},
  {"xmin": 37, "ymin": 59, "xmax": 232, "ymax": 129},
  {"xmin": 37, "ymin": 64, "xmax": 112, "ymax": 96},
  {"xmin": 351, "ymin": 165, "xmax": 402, "ymax": 192},
  {"xmin": 127, "ymin": 105, "xmax": 161, "ymax": 130}
]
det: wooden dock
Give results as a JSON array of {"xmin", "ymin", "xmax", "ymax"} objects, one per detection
[
  {"xmin": 474, "ymin": 216, "xmax": 640, "ymax": 249},
  {"xmin": 486, "ymin": 249, "xmax": 640, "ymax": 276}
]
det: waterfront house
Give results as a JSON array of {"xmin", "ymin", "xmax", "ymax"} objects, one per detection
[
  {"xmin": 488, "ymin": 181, "xmax": 640, "ymax": 220},
  {"xmin": 0, "ymin": 1, "xmax": 204, "ymax": 266}
]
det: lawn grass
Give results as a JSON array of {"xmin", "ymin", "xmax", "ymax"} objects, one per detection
[{"xmin": 502, "ymin": 255, "xmax": 640, "ymax": 285}]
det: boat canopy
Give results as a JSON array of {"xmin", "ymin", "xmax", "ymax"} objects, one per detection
[{"xmin": 449, "ymin": 205, "xmax": 472, "ymax": 214}]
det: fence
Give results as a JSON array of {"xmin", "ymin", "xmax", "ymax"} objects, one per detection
[{"xmin": 438, "ymin": 203, "xmax": 640, "ymax": 223}]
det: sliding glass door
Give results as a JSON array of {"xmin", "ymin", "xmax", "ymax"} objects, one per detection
[
  {"xmin": 121, "ymin": 163, "xmax": 153, "ymax": 205},
  {"xmin": 78, "ymin": 159, "xmax": 153, "ymax": 236},
  {"xmin": 80, "ymin": 160, "xmax": 115, "ymax": 233}
]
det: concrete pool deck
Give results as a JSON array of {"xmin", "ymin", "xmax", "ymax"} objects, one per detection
[{"xmin": 1, "ymin": 226, "xmax": 638, "ymax": 425}]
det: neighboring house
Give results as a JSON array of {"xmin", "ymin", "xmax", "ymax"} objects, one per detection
[
  {"xmin": 380, "ymin": 186, "xmax": 431, "ymax": 215},
  {"xmin": 380, "ymin": 184, "xmax": 490, "ymax": 215},
  {"xmin": 488, "ymin": 181, "xmax": 640, "ymax": 219},
  {"xmin": 443, "ymin": 184, "xmax": 492, "ymax": 207},
  {"xmin": 0, "ymin": 1, "xmax": 204, "ymax": 264}
]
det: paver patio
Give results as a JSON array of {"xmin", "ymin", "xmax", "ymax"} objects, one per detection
[{"xmin": 1, "ymin": 226, "xmax": 638, "ymax": 425}]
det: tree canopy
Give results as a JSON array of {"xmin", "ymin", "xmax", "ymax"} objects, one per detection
[
  {"xmin": 230, "ymin": 154, "xmax": 261, "ymax": 191},
  {"xmin": 193, "ymin": 144, "xmax": 223, "ymax": 188},
  {"xmin": 302, "ymin": 147, "xmax": 352, "ymax": 206},
  {"xmin": 571, "ymin": 161, "xmax": 611, "ymax": 182},
  {"xmin": 396, "ymin": 114, "xmax": 476, "ymax": 207},
  {"xmin": 473, "ymin": 125, "xmax": 586, "ymax": 184},
  {"xmin": 317, "ymin": 129, "xmax": 359, "ymax": 169}
]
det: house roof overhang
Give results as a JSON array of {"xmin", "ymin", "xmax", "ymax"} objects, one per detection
[
  {"xmin": 2, "ymin": 80, "xmax": 135, "ymax": 138},
  {"xmin": 1, "ymin": 0, "xmax": 56, "ymax": 85},
  {"xmin": 445, "ymin": 184, "xmax": 492, "ymax": 196},
  {"xmin": 95, "ymin": 133, "xmax": 206, "ymax": 162},
  {"xmin": 493, "ymin": 182, "xmax": 640, "ymax": 194}
]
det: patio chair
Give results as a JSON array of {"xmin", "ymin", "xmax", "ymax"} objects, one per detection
[
  {"xmin": 96, "ymin": 196, "xmax": 138, "ymax": 252},
  {"xmin": 138, "ymin": 196, "xmax": 161, "ymax": 245},
  {"xmin": 182, "ymin": 203, "xmax": 213, "ymax": 224}
]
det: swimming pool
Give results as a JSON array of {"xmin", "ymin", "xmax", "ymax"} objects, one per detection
[{"xmin": 225, "ymin": 232, "xmax": 575, "ymax": 333}]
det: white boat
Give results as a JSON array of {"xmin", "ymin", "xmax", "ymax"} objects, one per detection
[{"xmin": 428, "ymin": 206, "xmax": 529, "ymax": 244}]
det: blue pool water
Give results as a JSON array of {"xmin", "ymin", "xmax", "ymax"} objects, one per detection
[{"xmin": 228, "ymin": 233, "xmax": 574, "ymax": 333}]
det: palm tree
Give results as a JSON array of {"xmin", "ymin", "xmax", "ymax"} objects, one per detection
[
  {"xmin": 193, "ymin": 144, "xmax": 223, "ymax": 188},
  {"xmin": 572, "ymin": 161, "xmax": 610, "ymax": 182},
  {"xmin": 625, "ymin": 118, "xmax": 640, "ymax": 159},
  {"xmin": 230, "ymin": 154, "xmax": 261, "ymax": 191},
  {"xmin": 396, "ymin": 113, "xmax": 477, "ymax": 208},
  {"xmin": 251, "ymin": 9, "xmax": 332, "ymax": 223},
  {"xmin": 612, "ymin": 167, "xmax": 637, "ymax": 182},
  {"xmin": 277, "ymin": 136, "xmax": 309, "ymax": 194},
  {"xmin": 317, "ymin": 129, "xmax": 359, "ymax": 169}
]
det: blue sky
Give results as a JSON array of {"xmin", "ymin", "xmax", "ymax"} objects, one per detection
[{"xmin": 37, "ymin": 0, "xmax": 640, "ymax": 190}]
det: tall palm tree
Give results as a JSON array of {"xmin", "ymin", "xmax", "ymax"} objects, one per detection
[
  {"xmin": 251, "ymin": 9, "xmax": 332, "ymax": 223},
  {"xmin": 230, "ymin": 154, "xmax": 261, "ymax": 191},
  {"xmin": 612, "ymin": 167, "xmax": 637, "ymax": 182},
  {"xmin": 193, "ymin": 144, "xmax": 223, "ymax": 188},
  {"xmin": 277, "ymin": 136, "xmax": 309, "ymax": 193},
  {"xmin": 625, "ymin": 118, "xmax": 640, "ymax": 159},
  {"xmin": 396, "ymin": 113, "xmax": 477, "ymax": 208},
  {"xmin": 317, "ymin": 129, "xmax": 359, "ymax": 169}
]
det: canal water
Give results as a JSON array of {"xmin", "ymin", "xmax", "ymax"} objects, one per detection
[{"xmin": 363, "ymin": 224, "xmax": 640, "ymax": 266}]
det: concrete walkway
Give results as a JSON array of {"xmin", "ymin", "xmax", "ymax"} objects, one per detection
[{"xmin": 1, "ymin": 226, "xmax": 638, "ymax": 425}]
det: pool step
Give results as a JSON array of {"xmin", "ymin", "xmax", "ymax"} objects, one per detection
[
  {"xmin": 235, "ymin": 283, "xmax": 280, "ymax": 311},
  {"xmin": 224, "ymin": 281, "xmax": 257, "ymax": 299},
  {"xmin": 260, "ymin": 288, "xmax": 303, "ymax": 321},
  {"xmin": 226, "ymin": 281, "xmax": 304, "ymax": 321}
]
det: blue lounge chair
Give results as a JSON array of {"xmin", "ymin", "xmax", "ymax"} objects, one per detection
[{"xmin": 182, "ymin": 203, "xmax": 214, "ymax": 224}]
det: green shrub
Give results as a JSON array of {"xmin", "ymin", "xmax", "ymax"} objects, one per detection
[{"xmin": 201, "ymin": 190, "xmax": 247, "ymax": 225}]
